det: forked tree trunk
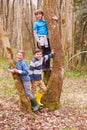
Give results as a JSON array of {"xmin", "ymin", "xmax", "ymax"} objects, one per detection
[
  {"xmin": 6, "ymin": 47, "xmax": 32, "ymax": 114},
  {"xmin": 42, "ymin": 0, "xmax": 64, "ymax": 110},
  {"xmin": 0, "ymin": 23, "xmax": 32, "ymax": 113}
]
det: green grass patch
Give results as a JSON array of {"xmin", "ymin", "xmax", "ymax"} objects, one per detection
[
  {"xmin": 65, "ymin": 69, "xmax": 87, "ymax": 78},
  {"xmin": 0, "ymin": 57, "xmax": 9, "ymax": 70},
  {"xmin": 0, "ymin": 77, "xmax": 17, "ymax": 98}
]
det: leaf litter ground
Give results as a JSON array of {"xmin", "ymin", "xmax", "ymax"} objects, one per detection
[{"xmin": 0, "ymin": 71, "xmax": 87, "ymax": 130}]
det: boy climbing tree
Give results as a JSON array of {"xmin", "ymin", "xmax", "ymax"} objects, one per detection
[
  {"xmin": 33, "ymin": 9, "xmax": 51, "ymax": 71},
  {"xmin": 29, "ymin": 48, "xmax": 54, "ymax": 106},
  {"xmin": 8, "ymin": 50, "xmax": 40, "ymax": 112}
]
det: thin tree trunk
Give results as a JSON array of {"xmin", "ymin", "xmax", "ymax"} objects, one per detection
[
  {"xmin": 37, "ymin": 0, "xmax": 43, "ymax": 9},
  {"xmin": 30, "ymin": 0, "xmax": 36, "ymax": 51}
]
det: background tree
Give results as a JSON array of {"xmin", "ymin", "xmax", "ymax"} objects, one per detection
[
  {"xmin": 0, "ymin": 0, "xmax": 36, "ymax": 53},
  {"xmin": 37, "ymin": 0, "xmax": 43, "ymax": 9},
  {"xmin": 74, "ymin": 0, "xmax": 87, "ymax": 66}
]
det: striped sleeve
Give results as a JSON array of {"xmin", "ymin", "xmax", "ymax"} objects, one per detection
[
  {"xmin": 29, "ymin": 61, "xmax": 35, "ymax": 81},
  {"xmin": 44, "ymin": 53, "xmax": 54, "ymax": 62}
]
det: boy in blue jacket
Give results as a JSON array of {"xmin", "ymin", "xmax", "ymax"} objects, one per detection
[{"xmin": 8, "ymin": 50, "xmax": 39, "ymax": 112}]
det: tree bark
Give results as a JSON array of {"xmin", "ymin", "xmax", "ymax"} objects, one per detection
[
  {"xmin": 0, "ymin": 23, "xmax": 32, "ymax": 114},
  {"xmin": 6, "ymin": 47, "xmax": 32, "ymax": 114},
  {"xmin": 42, "ymin": 0, "xmax": 64, "ymax": 110},
  {"xmin": 0, "ymin": 23, "xmax": 10, "ymax": 57},
  {"xmin": 37, "ymin": 0, "xmax": 43, "ymax": 9}
]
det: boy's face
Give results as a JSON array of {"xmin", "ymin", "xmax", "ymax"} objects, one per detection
[
  {"xmin": 16, "ymin": 52, "xmax": 24, "ymax": 62},
  {"xmin": 35, "ymin": 52, "xmax": 42, "ymax": 60},
  {"xmin": 35, "ymin": 13, "xmax": 43, "ymax": 20}
]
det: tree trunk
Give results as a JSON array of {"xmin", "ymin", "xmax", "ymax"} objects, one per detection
[
  {"xmin": 0, "ymin": 23, "xmax": 32, "ymax": 114},
  {"xmin": 37, "ymin": 0, "xmax": 43, "ymax": 9},
  {"xmin": 43, "ymin": 69, "xmax": 51, "ymax": 86},
  {"xmin": 6, "ymin": 47, "xmax": 32, "ymax": 114},
  {"xmin": 0, "ymin": 23, "xmax": 10, "ymax": 57},
  {"xmin": 42, "ymin": 0, "xmax": 64, "ymax": 110}
]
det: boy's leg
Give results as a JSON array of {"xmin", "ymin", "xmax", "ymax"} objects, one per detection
[
  {"xmin": 35, "ymin": 80, "xmax": 46, "ymax": 106},
  {"xmin": 44, "ymin": 47, "xmax": 51, "ymax": 69},
  {"xmin": 22, "ymin": 81, "xmax": 34, "ymax": 99},
  {"xmin": 31, "ymin": 80, "xmax": 46, "ymax": 95},
  {"xmin": 31, "ymin": 81, "xmax": 39, "ymax": 97},
  {"xmin": 38, "ymin": 80, "xmax": 47, "ymax": 93},
  {"xmin": 23, "ymin": 81, "xmax": 40, "ymax": 111},
  {"xmin": 42, "ymin": 38, "xmax": 51, "ymax": 70}
]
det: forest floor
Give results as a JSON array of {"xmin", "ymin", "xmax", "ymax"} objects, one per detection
[{"xmin": 0, "ymin": 69, "xmax": 87, "ymax": 130}]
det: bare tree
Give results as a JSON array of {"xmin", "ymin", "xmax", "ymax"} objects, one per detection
[{"xmin": 37, "ymin": 0, "xmax": 43, "ymax": 9}]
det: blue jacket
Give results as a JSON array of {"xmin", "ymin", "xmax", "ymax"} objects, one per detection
[
  {"xmin": 8, "ymin": 60, "xmax": 30, "ymax": 81},
  {"xmin": 29, "ymin": 54, "xmax": 53, "ymax": 81}
]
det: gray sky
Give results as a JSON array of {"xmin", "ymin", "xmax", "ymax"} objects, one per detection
[{"xmin": 32, "ymin": 0, "xmax": 37, "ymax": 5}]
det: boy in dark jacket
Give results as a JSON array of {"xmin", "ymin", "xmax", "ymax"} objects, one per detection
[{"xmin": 29, "ymin": 49, "xmax": 54, "ymax": 105}]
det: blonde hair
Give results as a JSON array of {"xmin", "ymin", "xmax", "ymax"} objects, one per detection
[{"xmin": 17, "ymin": 50, "xmax": 25, "ymax": 57}]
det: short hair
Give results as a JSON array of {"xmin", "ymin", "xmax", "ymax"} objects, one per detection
[
  {"xmin": 17, "ymin": 50, "xmax": 25, "ymax": 57},
  {"xmin": 34, "ymin": 9, "xmax": 44, "ymax": 16},
  {"xmin": 34, "ymin": 49, "xmax": 42, "ymax": 54}
]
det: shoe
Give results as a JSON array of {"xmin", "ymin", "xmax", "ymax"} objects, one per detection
[
  {"xmin": 30, "ymin": 98, "xmax": 40, "ymax": 112},
  {"xmin": 36, "ymin": 93, "xmax": 43, "ymax": 106}
]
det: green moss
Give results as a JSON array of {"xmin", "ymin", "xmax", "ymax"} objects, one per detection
[{"xmin": 47, "ymin": 102, "xmax": 60, "ymax": 111}]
